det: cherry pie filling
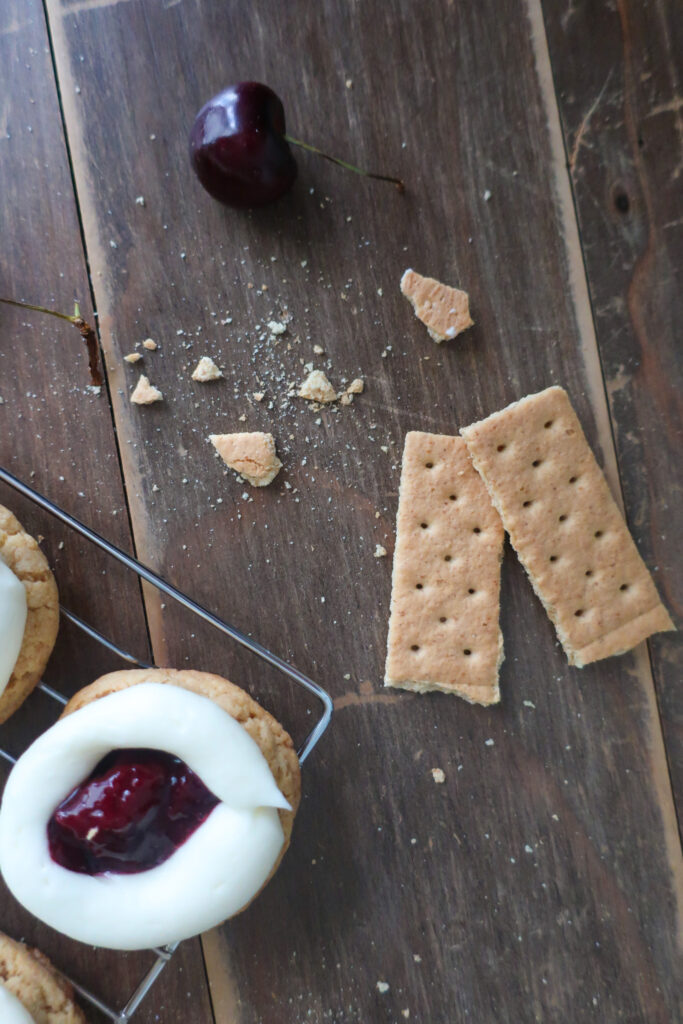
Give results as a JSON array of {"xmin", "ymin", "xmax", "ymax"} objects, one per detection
[{"xmin": 47, "ymin": 748, "xmax": 220, "ymax": 875}]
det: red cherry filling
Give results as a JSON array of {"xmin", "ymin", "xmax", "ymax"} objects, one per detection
[{"xmin": 47, "ymin": 748, "xmax": 219, "ymax": 875}]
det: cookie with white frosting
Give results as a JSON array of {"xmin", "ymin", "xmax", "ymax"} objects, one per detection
[
  {"xmin": 0, "ymin": 669, "xmax": 301, "ymax": 950},
  {"xmin": 0, "ymin": 505, "xmax": 59, "ymax": 723},
  {"xmin": 0, "ymin": 932, "xmax": 85, "ymax": 1023}
]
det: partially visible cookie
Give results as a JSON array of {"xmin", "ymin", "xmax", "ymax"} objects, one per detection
[
  {"xmin": 63, "ymin": 667, "xmax": 301, "ymax": 866},
  {"xmin": 0, "ymin": 506, "xmax": 59, "ymax": 723},
  {"xmin": 0, "ymin": 932, "xmax": 85, "ymax": 1024}
]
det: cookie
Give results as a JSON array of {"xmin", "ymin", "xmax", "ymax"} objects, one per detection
[
  {"xmin": 385, "ymin": 432, "xmax": 504, "ymax": 703},
  {"xmin": 0, "ymin": 505, "xmax": 59, "ymax": 723},
  {"xmin": 461, "ymin": 386, "xmax": 674, "ymax": 666},
  {"xmin": 400, "ymin": 269, "xmax": 473, "ymax": 342},
  {"xmin": 0, "ymin": 932, "xmax": 85, "ymax": 1024},
  {"xmin": 63, "ymin": 668, "xmax": 301, "ymax": 867}
]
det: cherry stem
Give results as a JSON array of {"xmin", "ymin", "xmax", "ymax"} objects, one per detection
[
  {"xmin": 0, "ymin": 296, "xmax": 103, "ymax": 388},
  {"xmin": 284, "ymin": 135, "xmax": 404, "ymax": 193}
]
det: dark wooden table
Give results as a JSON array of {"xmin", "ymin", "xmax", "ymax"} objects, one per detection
[{"xmin": 1, "ymin": 2, "xmax": 680, "ymax": 1022}]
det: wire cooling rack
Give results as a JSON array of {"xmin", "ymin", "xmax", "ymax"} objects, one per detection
[{"xmin": 0, "ymin": 465, "xmax": 333, "ymax": 1023}]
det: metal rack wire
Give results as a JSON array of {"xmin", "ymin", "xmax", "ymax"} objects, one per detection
[{"xmin": 0, "ymin": 465, "xmax": 333, "ymax": 1023}]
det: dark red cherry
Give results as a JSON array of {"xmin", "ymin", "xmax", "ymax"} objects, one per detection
[
  {"xmin": 189, "ymin": 82, "xmax": 298, "ymax": 208},
  {"xmin": 47, "ymin": 748, "xmax": 219, "ymax": 875}
]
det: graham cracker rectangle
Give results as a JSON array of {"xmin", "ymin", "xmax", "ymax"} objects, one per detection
[
  {"xmin": 461, "ymin": 386, "xmax": 674, "ymax": 667},
  {"xmin": 385, "ymin": 431, "xmax": 504, "ymax": 704}
]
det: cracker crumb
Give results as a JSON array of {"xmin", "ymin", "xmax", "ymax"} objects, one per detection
[
  {"xmin": 238, "ymin": 414, "xmax": 247, "ymax": 422},
  {"xmin": 523, "ymin": 699, "xmax": 536, "ymax": 708},
  {"xmin": 400, "ymin": 269, "xmax": 473, "ymax": 343},
  {"xmin": 313, "ymin": 344, "xmax": 324, "ymax": 355},
  {"xmin": 135, "ymin": 195, "xmax": 145, "ymax": 206},
  {"xmin": 124, "ymin": 352, "xmax": 142, "ymax": 364},
  {"xmin": 130, "ymin": 375, "xmax": 163, "ymax": 405},
  {"xmin": 209, "ymin": 431, "xmax": 282, "ymax": 487},
  {"xmin": 484, "ymin": 738, "xmax": 495, "ymax": 747},
  {"xmin": 142, "ymin": 338, "xmax": 158, "ymax": 350},
  {"xmin": 374, "ymin": 544, "xmax": 387, "ymax": 559},
  {"xmin": 339, "ymin": 392, "xmax": 353, "ymax": 406},
  {"xmin": 253, "ymin": 391, "xmax": 265, "ymax": 402},
  {"xmin": 191, "ymin": 356, "xmax": 223, "ymax": 382},
  {"xmin": 267, "ymin": 320, "xmax": 287, "ymax": 336},
  {"xmin": 376, "ymin": 982, "xmax": 389, "ymax": 994},
  {"xmin": 347, "ymin": 378, "xmax": 364, "ymax": 394},
  {"xmin": 431, "ymin": 768, "xmax": 446, "ymax": 784},
  {"xmin": 413, "ymin": 954, "xmax": 422, "ymax": 963},
  {"xmin": 298, "ymin": 369, "xmax": 337, "ymax": 403}
]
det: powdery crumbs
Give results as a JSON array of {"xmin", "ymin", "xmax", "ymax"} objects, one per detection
[
  {"xmin": 124, "ymin": 352, "xmax": 142, "ymax": 364},
  {"xmin": 191, "ymin": 356, "xmax": 223, "ymax": 382},
  {"xmin": 209, "ymin": 431, "xmax": 282, "ymax": 487},
  {"xmin": 298, "ymin": 369, "xmax": 337, "ymax": 404},
  {"xmin": 142, "ymin": 338, "xmax": 158, "ymax": 350},
  {"xmin": 374, "ymin": 544, "xmax": 387, "ymax": 559},
  {"xmin": 130, "ymin": 375, "xmax": 163, "ymax": 405},
  {"xmin": 376, "ymin": 982, "xmax": 389, "ymax": 995},
  {"xmin": 431, "ymin": 768, "xmax": 446, "ymax": 784}
]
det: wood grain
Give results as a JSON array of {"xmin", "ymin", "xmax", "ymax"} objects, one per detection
[
  {"xmin": 541, "ymin": 0, "xmax": 683, "ymax": 815},
  {"xmin": 0, "ymin": 2, "xmax": 213, "ymax": 1020},
  {"xmin": 16, "ymin": 0, "xmax": 683, "ymax": 1021}
]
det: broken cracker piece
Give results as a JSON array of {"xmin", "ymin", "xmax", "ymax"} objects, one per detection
[
  {"xmin": 130, "ymin": 375, "xmax": 163, "ymax": 405},
  {"xmin": 210, "ymin": 431, "xmax": 282, "ymax": 487},
  {"xmin": 298, "ymin": 369, "xmax": 337, "ymax": 403},
  {"xmin": 385, "ymin": 431, "xmax": 504, "ymax": 704},
  {"xmin": 460, "ymin": 386, "xmax": 674, "ymax": 666},
  {"xmin": 124, "ymin": 352, "xmax": 142, "ymax": 364},
  {"xmin": 142, "ymin": 338, "xmax": 158, "ymax": 350},
  {"xmin": 400, "ymin": 269, "xmax": 473, "ymax": 343},
  {"xmin": 192, "ymin": 356, "xmax": 223, "ymax": 382}
]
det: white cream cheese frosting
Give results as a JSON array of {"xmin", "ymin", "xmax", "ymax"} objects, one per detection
[
  {"xmin": 0, "ymin": 984, "xmax": 36, "ymax": 1024},
  {"xmin": 0, "ymin": 682, "xmax": 291, "ymax": 950},
  {"xmin": 0, "ymin": 558, "xmax": 28, "ymax": 698}
]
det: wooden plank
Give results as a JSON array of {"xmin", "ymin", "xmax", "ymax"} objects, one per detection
[
  {"xmin": 0, "ymin": 3, "xmax": 214, "ymax": 1021},
  {"xmin": 45, "ymin": 0, "xmax": 681, "ymax": 1021},
  {"xmin": 540, "ymin": 0, "xmax": 683, "ymax": 816}
]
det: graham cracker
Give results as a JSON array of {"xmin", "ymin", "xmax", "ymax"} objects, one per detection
[
  {"xmin": 210, "ymin": 431, "xmax": 282, "ymax": 486},
  {"xmin": 385, "ymin": 431, "xmax": 504, "ymax": 703},
  {"xmin": 460, "ymin": 386, "xmax": 674, "ymax": 667},
  {"xmin": 400, "ymin": 269, "xmax": 473, "ymax": 343}
]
